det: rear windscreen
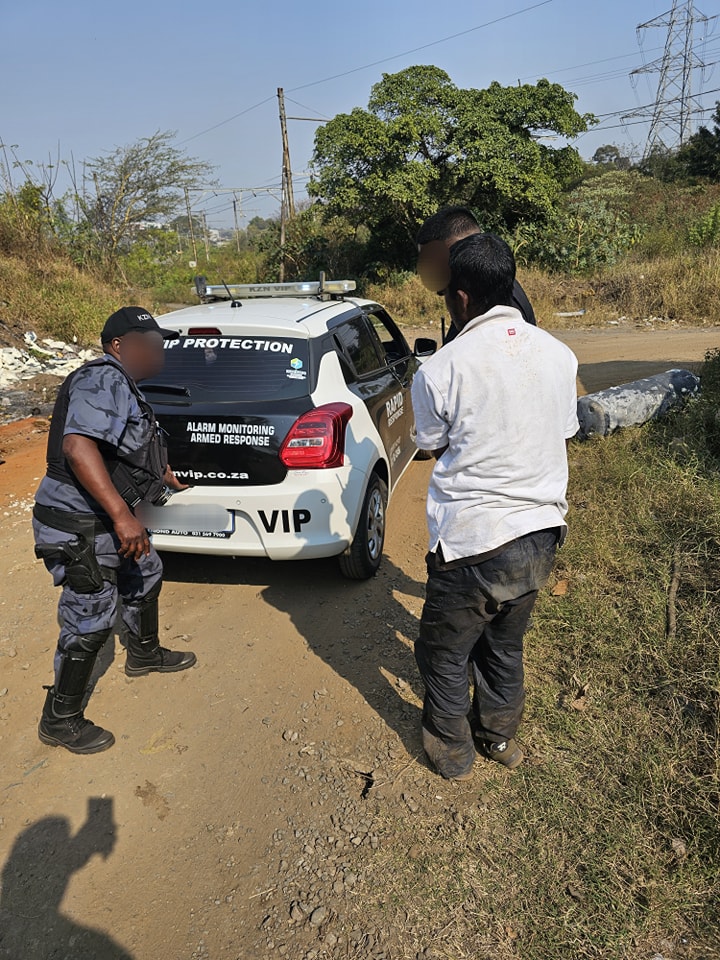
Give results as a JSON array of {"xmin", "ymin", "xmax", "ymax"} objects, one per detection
[{"xmin": 146, "ymin": 335, "xmax": 311, "ymax": 400}]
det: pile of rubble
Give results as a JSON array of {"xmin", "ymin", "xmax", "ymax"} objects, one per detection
[{"xmin": 0, "ymin": 332, "xmax": 99, "ymax": 423}]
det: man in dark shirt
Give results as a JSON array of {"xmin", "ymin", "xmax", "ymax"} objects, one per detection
[
  {"xmin": 416, "ymin": 206, "xmax": 536, "ymax": 341},
  {"xmin": 33, "ymin": 306, "xmax": 196, "ymax": 755}
]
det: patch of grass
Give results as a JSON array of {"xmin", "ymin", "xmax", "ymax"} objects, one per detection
[
  {"xmin": 352, "ymin": 361, "xmax": 720, "ymax": 958},
  {"xmin": 594, "ymin": 251, "xmax": 720, "ymax": 326},
  {"xmin": 0, "ymin": 253, "xmax": 124, "ymax": 345}
]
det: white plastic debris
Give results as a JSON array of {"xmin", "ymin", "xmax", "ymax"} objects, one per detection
[{"xmin": 0, "ymin": 337, "xmax": 100, "ymax": 390}]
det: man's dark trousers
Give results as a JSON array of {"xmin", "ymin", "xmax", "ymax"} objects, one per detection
[{"xmin": 415, "ymin": 528, "xmax": 559, "ymax": 774}]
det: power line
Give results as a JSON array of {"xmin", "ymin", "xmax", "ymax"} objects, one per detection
[
  {"xmin": 519, "ymin": 45, "xmax": 665, "ymax": 83},
  {"xmin": 177, "ymin": 2, "xmax": 553, "ymax": 147},
  {"xmin": 521, "ymin": 41, "xmax": 720, "ymax": 90},
  {"xmin": 178, "ymin": 95, "xmax": 276, "ymax": 146},
  {"xmin": 589, "ymin": 113, "xmax": 711, "ymax": 135},
  {"xmin": 287, "ymin": 1, "xmax": 554, "ymax": 93},
  {"xmin": 586, "ymin": 97, "xmax": 718, "ymax": 136},
  {"xmin": 284, "ymin": 96, "xmax": 331, "ymax": 120}
]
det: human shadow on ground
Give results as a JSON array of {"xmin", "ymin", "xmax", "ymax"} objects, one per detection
[
  {"xmin": 162, "ymin": 444, "xmax": 431, "ymax": 758},
  {"xmin": 0, "ymin": 797, "xmax": 133, "ymax": 960}
]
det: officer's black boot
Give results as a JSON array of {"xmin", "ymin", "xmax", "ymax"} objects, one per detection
[
  {"xmin": 38, "ymin": 649, "xmax": 115, "ymax": 754},
  {"xmin": 124, "ymin": 593, "xmax": 196, "ymax": 677}
]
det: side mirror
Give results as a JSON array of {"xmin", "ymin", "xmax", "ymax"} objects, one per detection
[{"xmin": 414, "ymin": 337, "xmax": 437, "ymax": 358}]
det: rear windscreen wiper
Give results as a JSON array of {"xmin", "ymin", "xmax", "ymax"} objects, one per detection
[{"xmin": 141, "ymin": 383, "xmax": 191, "ymax": 397}]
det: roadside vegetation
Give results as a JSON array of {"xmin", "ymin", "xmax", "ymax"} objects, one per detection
[
  {"xmin": 346, "ymin": 353, "xmax": 720, "ymax": 958},
  {"xmin": 4, "ymin": 68, "xmax": 720, "ymax": 343}
]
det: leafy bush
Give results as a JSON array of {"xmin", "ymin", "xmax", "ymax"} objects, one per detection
[{"xmin": 688, "ymin": 202, "xmax": 720, "ymax": 247}]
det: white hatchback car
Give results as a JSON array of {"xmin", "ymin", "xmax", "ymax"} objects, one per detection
[{"xmin": 143, "ymin": 278, "xmax": 436, "ymax": 578}]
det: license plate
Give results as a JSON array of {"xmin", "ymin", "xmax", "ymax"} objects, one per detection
[{"xmin": 150, "ymin": 510, "xmax": 235, "ymax": 539}]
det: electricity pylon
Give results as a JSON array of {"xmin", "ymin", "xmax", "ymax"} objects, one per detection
[{"xmin": 630, "ymin": 1, "xmax": 713, "ymax": 157}]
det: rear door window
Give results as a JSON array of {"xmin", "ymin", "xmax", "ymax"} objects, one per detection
[
  {"xmin": 146, "ymin": 335, "xmax": 311, "ymax": 400},
  {"xmin": 333, "ymin": 318, "xmax": 383, "ymax": 379},
  {"xmin": 366, "ymin": 309, "xmax": 411, "ymax": 365}
]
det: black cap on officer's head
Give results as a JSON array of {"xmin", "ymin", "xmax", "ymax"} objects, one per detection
[{"xmin": 101, "ymin": 306, "xmax": 178, "ymax": 343}]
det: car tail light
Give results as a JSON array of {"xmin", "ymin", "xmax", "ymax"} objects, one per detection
[
  {"xmin": 280, "ymin": 403, "xmax": 353, "ymax": 469},
  {"xmin": 187, "ymin": 327, "xmax": 223, "ymax": 335}
]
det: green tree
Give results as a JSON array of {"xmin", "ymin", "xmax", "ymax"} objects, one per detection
[
  {"xmin": 309, "ymin": 66, "xmax": 593, "ymax": 264},
  {"xmin": 592, "ymin": 144, "xmax": 632, "ymax": 170},
  {"xmin": 252, "ymin": 206, "xmax": 370, "ymax": 282},
  {"xmin": 636, "ymin": 144, "xmax": 686, "ymax": 183},
  {"xmin": 74, "ymin": 131, "xmax": 214, "ymax": 266},
  {"xmin": 676, "ymin": 102, "xmax": 720, "ymax": 181}
]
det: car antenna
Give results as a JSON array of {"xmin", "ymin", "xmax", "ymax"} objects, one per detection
[
  {"xmin": 221, "ymin": 279, "xmax": 241, "ymax": 308},
  {"xmin": 317, "ymin": 270, "xmax": 329, "ymax": 301}
]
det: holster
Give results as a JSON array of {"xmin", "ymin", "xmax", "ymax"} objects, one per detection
[{"xmin": 33, "ymin": 504, "xmax": 117, "ymax": 593}]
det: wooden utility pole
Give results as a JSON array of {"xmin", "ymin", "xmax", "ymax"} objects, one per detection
[
  {"xmin": 232, "ymin": 196, "xmax": 241, "ymax": 254},
  {"xmin": 184, "ymin": 187, "xmax": 198, "ymax": 263},
  {"xmin": 200, "ymin": 211, "xmax": 210, "ymax": 262},
  {"xmin": 277, "ymin": 87, "xmax": 295, "ymax": 282}
]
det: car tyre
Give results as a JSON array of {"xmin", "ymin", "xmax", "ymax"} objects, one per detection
[{"xmin": 339, "ymin": 472, "xmax": 388, "ymax": 580}]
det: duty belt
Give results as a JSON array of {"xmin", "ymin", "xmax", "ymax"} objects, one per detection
[{"xmin": 33, "ymin": 503, "xmax": 115, "ymax": 538}]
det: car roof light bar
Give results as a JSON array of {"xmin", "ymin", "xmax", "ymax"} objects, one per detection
[{"xmin": 195, "ymin": 279, "xmax": 357, "ymax": 300}]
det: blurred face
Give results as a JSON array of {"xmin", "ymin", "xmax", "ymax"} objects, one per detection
[
  {"xmin": 417, "ymin": 229, "xmax": 480, "ymax": 296},
  {"xmin": 108, "ymin": 330, "xmax": 166, "ymax": 381},
  {"xmin": 417, "ymin": 240, "xmax": 452, "ymax": 295}
]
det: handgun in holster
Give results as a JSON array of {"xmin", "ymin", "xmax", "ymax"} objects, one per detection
[{"xmin": 35, "ymin": 537, "xmax": 107, "ymax": 593}]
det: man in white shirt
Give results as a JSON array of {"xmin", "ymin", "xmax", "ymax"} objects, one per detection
[{"xmin": 411, "ymin": 233, "xmax": 579, "ymax": 780}]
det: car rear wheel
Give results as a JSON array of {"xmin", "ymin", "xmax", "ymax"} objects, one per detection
[{"xmin": 338, "ymin": 472, "xmax": 388, "ymax": 580}]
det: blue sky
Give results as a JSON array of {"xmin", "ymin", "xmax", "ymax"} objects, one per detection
[{"xmin": 3, "ymin": 0, "xmax": 719, "ymax": 228}]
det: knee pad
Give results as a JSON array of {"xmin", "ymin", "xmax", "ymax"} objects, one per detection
[{"xmin": 73, "ymin": 629, "xmax": 112, "ymax": 655}]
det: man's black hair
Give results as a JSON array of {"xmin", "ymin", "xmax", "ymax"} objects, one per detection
[
  {"xmin": 447, "ymin": 233, "xmax": 516, "ymax": 317},
  {"xmin": 416, "ymin": 205, "xmax": 480, "ymax": 245}
]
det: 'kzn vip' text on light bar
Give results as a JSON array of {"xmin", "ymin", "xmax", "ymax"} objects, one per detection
[{"xmin": 199, "ymin": 280, "xmax": 357, "ymax": 300}]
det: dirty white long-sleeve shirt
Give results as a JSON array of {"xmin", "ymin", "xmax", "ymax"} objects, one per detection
[{"xmin": 411, "ymin": 305, "xmax": 579, "ymax": 562}]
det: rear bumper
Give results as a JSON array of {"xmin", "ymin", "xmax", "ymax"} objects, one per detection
[{"xmin": 149, "ymin": 465, "xmax": 364, "ymax": 560}]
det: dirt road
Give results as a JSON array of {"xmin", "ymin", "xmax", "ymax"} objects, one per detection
[
  {"xmin": 0, "ymin": 326, "xmax": 718, "ymax": 960},
  {"xmin": 555, "ymin": 325, "xmax": 720, "ymax": 394}
]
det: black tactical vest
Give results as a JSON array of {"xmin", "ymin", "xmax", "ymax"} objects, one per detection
[{"xmin": 46, "ymin": 357, "xmax": 168, "ymax": 508}]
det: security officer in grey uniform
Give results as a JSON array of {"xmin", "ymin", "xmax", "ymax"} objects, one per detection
[{"xmin": 33, "ymin": 306, "xmax": 196, "ymax": 755}]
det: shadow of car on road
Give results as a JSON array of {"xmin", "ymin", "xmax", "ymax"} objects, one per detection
[{"xmin": 161, "ymin": 547, "xmax": 427, "ymax": 760}]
